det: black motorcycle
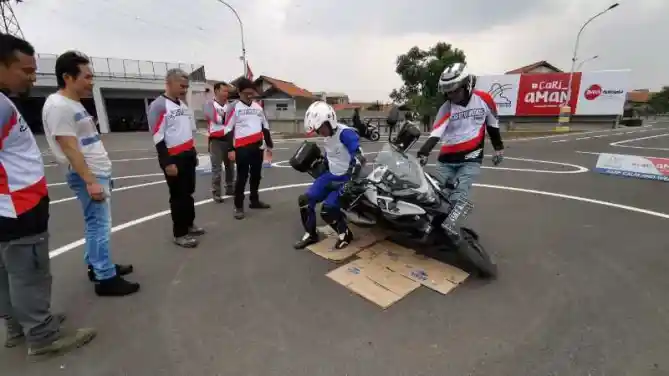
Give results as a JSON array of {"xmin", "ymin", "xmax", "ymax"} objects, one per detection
[
  {"xmin": 290, "ymin": 123, "xmax": 497, "ymax": 278},
  {"xmin": 352, "ymin": 119, "xmax": 381, "ymax": 142}
]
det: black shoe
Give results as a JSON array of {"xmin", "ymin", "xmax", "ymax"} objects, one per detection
[
  {"xmin": 293, "ymin": 232, "xmax": 320, "ymax": 250},
  {"xmin": 234, "ymin": 208, "xmax": 245, "ymax": 220},
  {"xmin": 87, "ymin": 264, "xmax": 133, "ymax": 282},
  {"xmin": 213, "ymin": 194, "xmax": 225, "ymax": 203},
  {"xmin": 94, "ymin": 275, "xmax": 140, "ymax": 297},
  {"xmin": 334, "ymin": 228, "xmax": 354, "ymax": 250},
  {"xmin": 225, "ymin": 186, "xmax": 235, "ymax": 196},
  {"xmin": 174, "ymin": 235, "xmax": 199, "ymax": 248},
  {"xmin": 188, "ymin": 225, "xmax": 206, "ymax": 236},
  {"xmin": 249, "ymin": 200, "xmax": 271, "ymax": 209}
]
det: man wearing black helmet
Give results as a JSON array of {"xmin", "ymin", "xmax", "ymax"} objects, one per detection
[{"xmin": 416, "ymin": 62, "xmax": 504, "ymax": 204}]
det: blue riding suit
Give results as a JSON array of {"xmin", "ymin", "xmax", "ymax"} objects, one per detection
[{"xmin": 299, "ymin": 123, "xmax": 360, "ymax": 238}]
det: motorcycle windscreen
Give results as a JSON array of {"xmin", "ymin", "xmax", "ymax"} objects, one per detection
[{"xmin": 371, "ymin": 143, "xmax": 426, "ymax": 191}]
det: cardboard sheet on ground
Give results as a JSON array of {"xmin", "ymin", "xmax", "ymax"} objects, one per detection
[
  {"xmin": 326, "ymin": 258, "xmax": 420, "ymax": 309},
  {"xmin": 308, "ymin": 225, "xmax": 386, "ymax": 262},
  {"xmin": 359, "ymin": 241, "xmax": 470, "ymax": 295}
]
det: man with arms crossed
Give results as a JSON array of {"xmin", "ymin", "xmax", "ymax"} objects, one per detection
[
  {"xmin": 148, "ymin": 68, "xmax": 205, "ymax": 248},
  {"xmin": 42, "ymin": 51, "xmax": 139, "ymax": 296},
  {"xmin": 1, "ymin": 34, "xmax": 96, "ymax": 357},
  {"xmin": 204, "ymin": 82, "xmax": 235, "ymax": 202}
]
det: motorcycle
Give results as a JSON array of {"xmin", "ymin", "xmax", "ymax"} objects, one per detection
[
  {"xmin": 352, "ymin": 119, "xmax": 381, "ymax": 142},
  {"xmin": 289, "ymin": 123, "xmax": 497, "ymax": 278}
]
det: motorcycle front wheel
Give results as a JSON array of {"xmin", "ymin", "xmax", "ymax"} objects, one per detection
[{"xmin": 456, "ymin": 227, "xmax": 497, "ymax": 279}]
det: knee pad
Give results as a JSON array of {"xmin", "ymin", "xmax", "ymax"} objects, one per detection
[{"xmin": 298, "ymin": 194, "xmax": 310, "ymax": 208}]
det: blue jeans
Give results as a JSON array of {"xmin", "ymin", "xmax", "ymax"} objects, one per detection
[
  {"xmin": 433, "ymin": 161, "xmax": 481, "ymax": 203},
  {"xmin": 66, "ymin": 172, "xmax": 116, "ymax": 280}
]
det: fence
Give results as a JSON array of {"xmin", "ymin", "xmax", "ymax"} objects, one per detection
[{"xmin": 36, "ymin": 53, "xmax": 206, "ymax": 82}]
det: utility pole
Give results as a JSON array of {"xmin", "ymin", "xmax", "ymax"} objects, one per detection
[{"xmin": 0, "ymin": 0, "xmax": 25, "ymax": 38}]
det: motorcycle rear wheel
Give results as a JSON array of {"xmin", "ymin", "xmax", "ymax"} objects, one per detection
[
  {"xmin": 369, "ymin": 131, "xmax": 380, "ymax": 142},
  {"xmin": 456, "ymin": 227, "xmax": 497, "ymax": 279}
]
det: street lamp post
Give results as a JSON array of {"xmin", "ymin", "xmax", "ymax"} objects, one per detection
[
  {"xmin": 576, "ymin": 55, "xmax": 599, "ymax": 71},
  {"xmin": 216, "ymin": 0, "xmax": 247, "ymax": 77},
  {"xmin": 560, "ymin": 3, "xmax": 619, "ymax": 125}
]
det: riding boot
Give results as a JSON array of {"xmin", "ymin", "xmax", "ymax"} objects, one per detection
[
  {"xmin": 321, "ymin": 208, "xmax": 353, "ymax": 249},
  {"xmin": 294, "ymin": 203, "xmax": 319, "ymax": 249}
]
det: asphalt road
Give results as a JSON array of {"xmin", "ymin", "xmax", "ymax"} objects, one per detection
[{"xmin": 3, "ymin": 123, "xmax": 669, "ymax": 376}]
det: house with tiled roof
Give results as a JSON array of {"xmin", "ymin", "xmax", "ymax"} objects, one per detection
[{"xmin": 505, "ymin": 60, "xmax": 563, "ymax": 74}]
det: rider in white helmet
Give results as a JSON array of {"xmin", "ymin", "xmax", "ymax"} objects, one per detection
[
  {"xmin": 294, "ymin": 101, "xmax": 364, "ymax": 250},
  {"xmin": 416, "ymin": 62, "xmax": 504, "ymax": 204}
]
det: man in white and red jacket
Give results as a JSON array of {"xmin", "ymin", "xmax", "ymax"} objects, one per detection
[
  {"xmin": 224, "ymin": 78, "xmax": 273, "ymax": 220},
  {"xmin": 203, "ymin": 82, "xmax": 235, "ymax": 202}
]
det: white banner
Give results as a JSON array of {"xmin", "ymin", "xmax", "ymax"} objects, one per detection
[
  {"xmin": 474, "ymin": 74, "xmax": 520, "ymax": 117},
  {"xmin": 576, "ymin": 70, "xmax": 630, "ymax": 116},
  {"xmin": 595, "ymin": 153, "xmax": 669, "ymax": 182}
]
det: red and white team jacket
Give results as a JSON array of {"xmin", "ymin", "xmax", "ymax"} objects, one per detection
[
  {"xmin": 148, "ymin": 95, "xmax": 196, "ymax": 166},
  {"xmin": 204, "ymin": 99, "xmax": 231, "ymax": 139},
  {"xmin": 430, "ymin": 90, "xmax": 501, "ymax": 163},
  {"xmin": 224, "ymin": 100, "xmax": 270, "ymax": 148},
  {"xmin": 0, "ymin": 91, "xmax": 49, "ymax": 241}
]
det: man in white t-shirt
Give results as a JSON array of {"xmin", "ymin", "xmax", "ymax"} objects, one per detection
[{"xmin": 42, "ymin": 51, "xmax": 139, "ymax": 297}]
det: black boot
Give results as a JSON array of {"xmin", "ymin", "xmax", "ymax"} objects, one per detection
[
  {"xmin": 94, "ymin": 275, "xmax": 140, "ymax": 297},
  {"xmin": 333, "ymin": 227, "xmax": 354, "ymax": 249},
  {"xmin": 249, "ymin": 200, "xmax": 271, "ymax": 209},
  {"xmin": 294, "ymin": 232, "xmax": 320, "ymax": 250},
  {"xmin": 88, "ymin": 264, "xmax": 133, "ymax": 282}
]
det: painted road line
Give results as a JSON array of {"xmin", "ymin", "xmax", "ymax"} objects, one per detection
[
  {"xmin": 552, "ymin": 140, "xmax": 568, "ymax": 143},
  {"xmin": 575, "ymin": 137, "xmax": 592, "ymax": 140},
  {"xmin": 50, "ymin": 180, "xmax": 166, "ymax": 205},
  {"xmin": 610, "ymin": 133, "xmax": 669, "ymax": 152},
  {"xmin": 48, "ymin": 173, "xmax": 165, "ymax": 187},
  {"xmin": 49, "ymin": 182, "xmax": 669, "ymax": 258}
]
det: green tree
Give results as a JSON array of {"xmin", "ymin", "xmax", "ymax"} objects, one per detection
[
  {"xmin": 389, "ymin": 42, "xmax": 466, "ymax": 120},
  {"xmin": 648, "ymin": 86, "xmax": 669, "ymax": 113}
]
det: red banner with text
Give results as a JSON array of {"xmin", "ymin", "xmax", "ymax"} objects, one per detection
[{"xmin": 515, "ymin": 72, "xmax": 582, "ymax": 116}]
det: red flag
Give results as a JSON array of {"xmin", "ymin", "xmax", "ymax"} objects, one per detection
[{"xmin": 246, "ymin": 62, "xmax": 254, "ymax": 81}]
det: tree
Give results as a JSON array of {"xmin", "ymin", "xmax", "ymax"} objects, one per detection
[
  {"xmin": 389, "ymin": 42, "xmax": 466, "ymax": 121},
  {"xmin": 648, "ymin": 86, "xmax": 669, "ymax": 114}
]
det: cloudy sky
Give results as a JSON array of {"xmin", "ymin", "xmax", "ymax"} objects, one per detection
[{"xmin": 14, "ymin": 0, "xmax": 667, "ymax": 101}]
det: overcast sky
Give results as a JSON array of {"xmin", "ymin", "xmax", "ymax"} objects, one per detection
[{"xmin": 14, "ymin": 0, "xmax": 667, "ymax": 101}]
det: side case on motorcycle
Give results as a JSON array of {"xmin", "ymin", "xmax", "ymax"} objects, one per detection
[{"xmin": 289, "ymin": 141, "xmax": 327, "ymax": 178}]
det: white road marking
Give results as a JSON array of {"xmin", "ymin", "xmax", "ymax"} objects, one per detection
[
  {"xmin": 271, "ymin": 152, "xmax": 588, "ymax": 174},
  {"xmin": 48, "ymin": 173, "xmax": 165, "ymax": 187},
  {"xmin": 49, "ymin": 182, "xmax": 669, "ymax": 258},
  {"xmin": 552, "ymin": 139, "xmax": 568, "ymax": 143},
  {"xmin": 575, "ymin": 151, "xmax": 602, "ymax": 155},
  {"xmin": 50, "ymin": 180, "xmax": 166, "ymax": 205},
  {"xmin": 576, "ymin": 137, "xmax": 592, "ymax": 140},
  {"xmin": 609, "ymin": 133, "xmax": 669, "ymax": 152}
]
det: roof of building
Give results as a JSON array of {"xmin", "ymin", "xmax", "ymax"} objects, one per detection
[
  {"xmin": 258, "ymin": 75, "xmax": 317, "ymax": 99},
  {"xmin": 626, "ymin": 90, "xmax": 652, "ymax": 103},
  {"xmin": 505, "ymin": 60, "xmax": 563, "ymax": 74}
]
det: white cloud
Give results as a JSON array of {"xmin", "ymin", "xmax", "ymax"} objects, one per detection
[{"xmin": 12, "ymin": 0, "xmax": 667, "ymax": 101}]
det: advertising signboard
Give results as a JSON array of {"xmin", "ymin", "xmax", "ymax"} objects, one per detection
[
  {"xmin": 595, "ymin": 153, "xmax": 669, "ymax": 182},
  {"xmin": 515, "ymin": 72, "xmax": 582, "ymax": 116},
  {"xmin": 576, "ymin": 70, "xmax": 630, "ymax": 115},
  {"xmin": 474, "ymin": 74, "xmax": 520, "ymax": 117}
]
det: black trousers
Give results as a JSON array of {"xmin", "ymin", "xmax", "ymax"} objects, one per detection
[
  {"xmin": 234, "ymin": 146, "xmax": 263, "ymax": 209},
  {"xmin": 164, "ymin": 151, "xmax": 197, "ymax": 237}
]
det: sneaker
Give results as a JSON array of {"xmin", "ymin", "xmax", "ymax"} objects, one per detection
[
  {"xmin": 334, "ymin": 228, "xmax": 354, "ymax": 250},
  {"xmin": 213, "ymin": 194, "xmax": 225, "ymax": 203},
  {"xmin": 94, "ymin": 275, "xmax": 140, "ymax": 297},
  {"xmin": 293, "ymin": 232, "xmax": 320, "ymax": 250},
  {"xmin": 188, "ymin": 225, "xmax": 206, "ymax": 236},
  {"xmin": 28, "ymin": 328, "xmax": 97, "ymax": 358},
  {"xmin": 5, "ymin": 314, "xmax": 67, "ymax": 348},
  {"xmin": 87, "ymin": 264, "xmax": 133, "ymax": 282},
  {"xmin": 249, "ymin": 201, "xmax": 271, "ymax": 209},
  {"xmin": 233, "ymin": 208, "xmax": 245, "ymax": 220},
  {"xmin": 174, "ymin": 235, "xmax": 199, "ymax": 248}
]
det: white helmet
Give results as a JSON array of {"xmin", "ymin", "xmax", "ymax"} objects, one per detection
[
  {"xmin": 304, "ymin": 101, "xmax": 337, "ymax": 134},
  {"xmin": 438, "ymin": 62, "xmax": 474, "ymax": 94}
]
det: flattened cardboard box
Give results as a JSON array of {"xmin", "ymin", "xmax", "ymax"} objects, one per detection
[
  {"xmin": 326, "ymin": 258, "xmax": 420, "ymax": 309},
  {"xmin": 358, "ymin": 241, "xmax": 470, "ymax": 295},
  {"xmin": 308, "ymin": 225, "xmax": 386, "ymax": 262}
]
